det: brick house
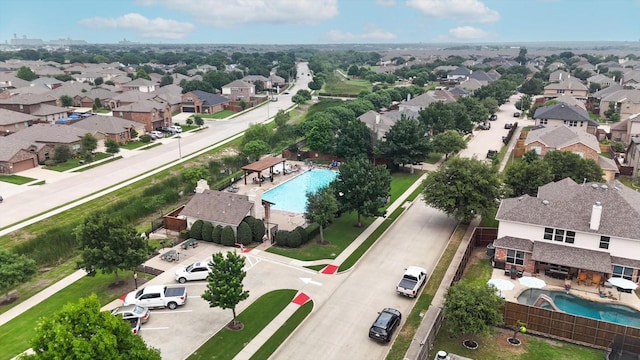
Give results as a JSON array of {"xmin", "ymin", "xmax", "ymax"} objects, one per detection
[
  {"xmin": 0, "ymin": 137, "xmax": 43, "ymax": 173},
  {"xmin": 0, "ymin": 108, "xmax": 38, "ymax": 134},
  {"xmin": 70, "ymin": 115, "xmax": 137, "ymax": 143},
  {"xmin": 221, "ymin": 80, "xmax": 254, "ymax": 101},
  {"xmin": 181, "ymin": 90, "xmax": 230, "ymax": 114},
  {"xmin": 533, "ymin": 103, "xmax": 599, "ymax": 135},
  {"xmin": 121, "ymin": 78, "xmax": 156, "ymax": 93},
  {"xmin": 112, "ymin": 100, "xmax": 172, "ymax": 132},
  {"xmin": 543, "ymin": 78, "xmax": 588, "ymax": 101},
  {"xmin": 0, "ymin": 93, "xmax": 58, "ymax": 114},
  {"xmin": 493, "ymin": 178, "xmax": 640, "ymax": 285}
]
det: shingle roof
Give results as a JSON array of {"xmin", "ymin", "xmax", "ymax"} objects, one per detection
[
  {"xmin": 448, "ymin": 67, "xmax": 472, "ymax": 76},
  {"xmin": 0, "ymin": 108, "xmax": 39, "ymax": 125},
  {"xmin": 468, "ymin": 70, "xmax": 494, "ymax": 82},
  {"xmin": 180, "ymin": 190, "xmax": 254, "ymax": 226},
  {"xmin": 533, "ymin": 103, "xmax": 596, "ymax": 125},
  {"xmin": 223, "ymin": 80, "xmax": 253, "ymax": 89},
  {"xmin": 10, "ymin": 123, "xmax": 92, "ymax": 144},
  {"xmin": 532, "ymin": 241, "xmax": 611, "ymax": 273},
  {"xmin": 123, "ymin": 78, "xmax": 155, "ymax": 87},
  {"xmin": 113, "ymin": 99, "xmax": 166, "ymax": 112},
  {"xmin": 496, "ymin": 178, "xmax": 640, "ymax": 240},
  {"xmin": 189, "ymin": 90, "xmax": 230, "ymax": 106},
  {"xmin": 0, "ymin": 137, "xmax": 44, "ymax": 161},
  {"xmin": 524, "ymin": 125, "xmax": 600, "ymax": 152},
  {"xmin": 0, "ymin": 93, "xmax": 55, "ymax": 105},
  {"xmin": 70, "ymin": 115, "xmax": 135, "ymax": 134},
  {"xmin": 544, "ymin": 78, "xmax": 588, "ymax": 91},
  {"xmin": 30, "ymin": 103, "xmax": 69, "ymax": 116},
  {"xmin": 493, "ymin": 236, "xmax": 534, "ymax": 252}
]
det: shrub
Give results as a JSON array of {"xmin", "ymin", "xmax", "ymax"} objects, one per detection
[
  {"xmin": 305, "ymin": 223, "xmax": 320, "ymax": 241},
  {"xmin": 221, "ymin": 226, "xmax": 236, "ymax": 246},
  {"xmin": 44, "ymin": 159, "xmax": 57, "ymax": 167},
  {"xmin": 190, "ymin": 220, "xmax": 204, "ymax": 240},
  {"xmin": 275, "ymin": 230, "xmax": 290, "ymax": 247},
  {"xmin": 295, "ymin": 226, "xmax": 308, "ymax": 244},
  {"xmin": 140, "ymin": 134, "xmax": 152, "ymax": 143},
  {"xmin": 201, "ymin": 222, "xmax": 213, "ymax": 242},
  {"xmin": 237, "ymin": 221, "xmax": 252, "ymax": 245},
  {"xmin": 212, "ymin": 225, "xmax": 222, "ymax": 244},
  {"xmin": 180, "ymin": 229, "xmax": 190, "ymax": 239},
  {"xmin": 288, "ymin": 230, "xmax": 302, "ymax": 248}
]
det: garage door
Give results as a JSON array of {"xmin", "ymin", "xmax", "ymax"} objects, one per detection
[
  {"xmin": 182, "ymin": 107, "xmax": 195, "ymax": 113},
  {"xmin": 12, "ymin": 158, "xmax": 36, "ymax": 173}
]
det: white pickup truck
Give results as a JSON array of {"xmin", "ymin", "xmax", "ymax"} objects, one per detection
[
  {"xmin": 396, "ymin": 266, "xmax": 427, "ymax": 298},
  {"xmin": 123, "ymin": 285, "xmax": 187, "ymax": 310}
]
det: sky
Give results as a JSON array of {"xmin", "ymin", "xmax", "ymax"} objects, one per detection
[{"xmin": 2, "ymin": 0, "xmax": 640, "ymax": 45}]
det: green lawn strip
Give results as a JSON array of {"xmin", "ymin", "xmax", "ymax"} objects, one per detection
[
  {"xmin": 0, "ymin": 175, "xmax": 36, "ymax": 185},
  {"xmin": 121, "ymin": 141, "xmax": 150, "ymax": 150},
  {"xmin": 386, "ymin": 224, "xmax": 467, "ymax": 360},
  {"xmin": 0, "ymin": 270, "xmax": 144, "ymax": 360},
  {"xmin": 305, "ymin": 264, "xmax": 326, "ymax": 271},
  {"xmin": 387, "ymin": 171, "xmax": 423, "ymax": 204},
  {"xmin": 73, "ymin": 156, "xmax": 123, "ymax": 172},
  {"xmin": 199, "ymin": 110, "xmax": 235, "ymax": 119},
  {"xmin": 249, "ymin": 300, "xmax": 314, "ymax": 360},
  {"xmin": 47, "ymin": 153, "xmax": 111, "ymax": 172},
  {"xmin": 187, "ymin": 289, "xmax": 296, "ymax": 360},
  {"xmin": 28, "ymin": 180, "xmax": 45, "ymax": 186},
  {"xmin": 141, "ymin": 143, "xmax": 163, "ymax": 150}
]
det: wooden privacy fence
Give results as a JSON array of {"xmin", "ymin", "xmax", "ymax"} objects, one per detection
[{"xmin": 503, "ymin": 300, "xmax": 640, "ymax": 354}]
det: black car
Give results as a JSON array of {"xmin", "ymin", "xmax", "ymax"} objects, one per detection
[
  {"xmin": 487, "ymin": 149, "xmax": 498, "ymax": 158},
  {"xmin": 513, "ymin": 112, "xmax": 521, "ymax": 118},
  {"xmin": 504, "ymin": 123, "xmax": 513, "ymax": 129},
  {"xmin": 489, "ymin": 114, "xmax": 497, "ymax": 121},
  {"xmin": 369, "ymin": 308, "xmax": 401, "ymax": 343}
]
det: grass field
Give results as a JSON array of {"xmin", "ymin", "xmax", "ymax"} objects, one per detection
[
  {"xmin": 321, "ymin": 72, "xmax": 372, "ymax": 95},
  {"xmin": 200, "ymin": 110, "xmax": 235, "ymax": 119}
]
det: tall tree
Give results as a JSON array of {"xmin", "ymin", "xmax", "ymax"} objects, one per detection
[
  {"xmin": 81, "ymin": 133, "xmax": 98, "ymax": 154},
  {"xmin": 333, "ymin": 157, "xmax": 391, "ymax": 227},
  {"xmin": 53, "ymin": 144, "xmax": 72, "ymax": 163},
  {"xmin": 304, "ymin": 186, "xmax": 339, "ymax": 244},
  {"xmin": 335, "ymin": 119, "xmax": 373, "ymax": 160},
  {"xmin": 543, "ymin": 151, "xmax": 603, "ymax": 183},
  {"xmin": 503, "ymin": 154, "xmax": 554, "ymax": 197},
  {"xmin": 160, "ymin": 74, "xmax": 174, "ymax": 87},
  {"xmin": 25, "ymin": 295, "xmax": 161, "ymax": 360},
  {"xmin": 59, "ymin": 95, "xmax": 73, "ymax": 107},
  {"xmin": 0, "ymin": 249, "xmax": 37, "ymax": 300},
  {"xmin": 134, "ymin": 67, "xmax": 151, "ymax": 80},
  {"xmin": 105, "ymin": 139, "xmax": 121, "ymax": 157},
  {"xmin": 243, "ymin": 140, "xmax": 271, "ymax": 162},
  {"xmin": 16, "ymin": 66, "xmax": 38, "ymax": 81},
  {"xmin": 378, "ymin": 115, "xmax": 431, "ymax": 171},
  {"xmin": 202, "ymin": 251, "xmax": 250, "ymax": 328},
  {"xmin": 422, "ymin": 157, "xmax": 503, "ymax": 223},
  {"xmin": 430, "ymin": 130, "xmax": 467, "ymax": 159},
  {"xmin": 443, "ymin": 282, "xmax": 504, "ymax": 344},
  {"xmin": 75, "ymin": 213, "xmax": 148, "ymax": 281}
]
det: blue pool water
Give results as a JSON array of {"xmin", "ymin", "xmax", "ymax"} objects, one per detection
[
  {"xmin": 262, "ymin": 169, "xmax": 338, "ymax": 213},
  {"xmin": 518, "ymin": 289, "xmax": 640, "ymax": 328}
]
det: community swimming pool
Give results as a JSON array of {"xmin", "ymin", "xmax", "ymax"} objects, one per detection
[
  {"xmin": 262, "ymin": 168, "xmax": 338, "ymax": 213},
  {"xmin": 518, "ymin": 289, "xmax": 640, "ymax": 328}
]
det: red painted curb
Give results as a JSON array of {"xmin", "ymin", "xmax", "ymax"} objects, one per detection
[
  {"xmin": 321, "ymin": 264, "xmax": 338, "ymax": 275},
  {"xmin": 292, "ymin": 292, "xmax": 310, "ymax": 305}
]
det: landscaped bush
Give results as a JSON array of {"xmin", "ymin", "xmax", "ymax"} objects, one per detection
[
  {"xmin": 43, "ymin": 159, "xmax": 57, "ymax": 167},
  {"xmin": 201, "ymin": 221, "xmax": 213, "ymax": 242},
  {"xmin": 294, "ymin": 226, "xmax": 308, "ymax": 244},
  {"xmin": 243, "ymin": 216, "xmax": 265, "ymax": 242},
  {"xmin": 288, "ymin": 230, "xmax": 302, "ymax": 248},
  {"xmin": 190, "ymin": 220, "xmax": 204, "ymax": 240},
  {"xmin": 180, "ymin": 229, "xmax": 190, "ymax": 239},
  {"xmin": 221, "ymin": 226, "xmax": 236, "ymax": 246},
  {"xmin": 237, "ymin": 221, "xmax": 252, "ymax": 245},
  {"xmin": 140, "ymin": 134, "xmax": 152, "ymax": 143},
  {"xmin": 275, "ymin": 231, "xmax": 290, "ymax": 247},
  {"xmin": 212, "ymin": 225, "xmax": 222, "ymax": 244},
  {"xmin": 305, "ymin": 223, "xmax": 320, "ymax": 241}
]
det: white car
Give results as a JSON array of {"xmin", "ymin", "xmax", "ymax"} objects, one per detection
[
  {"xmin": 169, "ymin": 125, "xmax": 182, "ymax": 133},
  {"xmin": 175, "ymin": 261, "xmax": 212, "ymax": 283},
  {"xmin": 149, "ymin": 130, "xmax": 164, "ymax": 139}
]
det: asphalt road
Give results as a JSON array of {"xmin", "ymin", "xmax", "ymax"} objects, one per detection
[{"xmin": 0, "ymin": 63, "xmax": 312, "ymax": 231}]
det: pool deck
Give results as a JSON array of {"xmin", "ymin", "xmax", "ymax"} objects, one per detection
[{"xmin": 491, "ymin": 268, "xmax": 640, "ymax": 311}]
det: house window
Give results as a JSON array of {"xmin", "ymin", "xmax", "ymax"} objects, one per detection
[
  {"xmin": 612, "ymin": 265, "xmax": 635, "ymax": 281},
  {"xmin": 44, "ymin": 152, "xmax": 50, "ymax": 160},
  {"xmin": 506, "ymin": 249, "xmax": 525, "ymax": 266},
  {"xmin": 532, "ymin": 146, "xmax": 542, "ymax": 155},
  {"xmin": 187, "ymin": 97, "xmax": 193, "ymax": 101},
  {"xmin": 565, "ymin": 231, "xmax": 575, "ymax": 244},
  {"xmin": 567, "ymin": 120, "xmax": 578, "ymax": 127},
  {"xmin": 539, "ymin": 119, "xmax": 548, "ymax": 125},
  {"xmin": 554, "ymin": 229, "xmax": 565, "ymax": 242},
  {"xmin": 72, "ymin": 144, "xmax": 81, "ymax": 151},
  {"xmin": 544, "ymin": 227, "xmax": 553, "ymax": 240},
  {"xmin": 599, "ymin": 236, "xmax": 610, "ymax": 249}
]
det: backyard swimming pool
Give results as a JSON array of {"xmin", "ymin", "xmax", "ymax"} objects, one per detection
[
  {"xmin": 262, "ymin": 169, "xmax": 338, "ymax": 213},
  {"xmin": 518, "ymin": 289, "xmax": 640, "ymax": 328}
]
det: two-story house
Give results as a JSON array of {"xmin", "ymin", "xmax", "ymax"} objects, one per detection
[
  {"xmin": 533, "ymin": 103, "xmax": 599, "ymax": 135},
  {"xmin": 398, "ymin": 89, "xmax": 457, "ymax": 113},
  {"xmin": 493, "ymin": 178, "xmax": 640, "ymax": 286},
  {"xmin": 121, "ymin": 78, "xmax": 156, "ymax": 93},
  {"xmin": 524, "ymin": 125, "xmax": 618, "ymax": 181},
  {"xmin": 543, "ymin": 78, "xmax": 589, "ymax": 101},
  {"xmin": 548, "ymin": 70, "xmax": 570, "ymax": 83},
  {"xmin": 446, "ymin": 67, "xmax": 472, "ymax": 82},
  {"xmin": 112, "ymin": 100, "xmax": 171, "ymax": 132},
  {"xmin": 221, "ymin": 80, "xmax": 254, "ymax": 101},
  {"xmin": 181, "ymin": 90, "xmax": 230, "ymax": 114}
]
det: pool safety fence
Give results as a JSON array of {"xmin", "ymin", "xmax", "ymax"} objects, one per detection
[{"xmin": 502, "ymin": 300, "xmax": 640, "ymax": 353}]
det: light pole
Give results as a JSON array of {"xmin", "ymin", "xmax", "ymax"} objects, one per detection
[{"xmin": 176, "ymin": 135, "xmax": 182, "ymax": 159}]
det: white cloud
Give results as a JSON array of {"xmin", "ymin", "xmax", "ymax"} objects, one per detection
[
  {"xmin": 406, "ymin": 0, "xmax": 500, "ymax": 23},
  {"xmin": 79, "ymin": 13, "xmax": 195, "ymax": 39},
  {"xmin": 448, "ymin": 26, "xmax": 494, "ymax": 39},
  {"xmin": 142, "ymin": 0, "xmax": 339, "ymax": 27},
  {"xmin": 325, "ymin": 25, "xmax": 397, "ymax": 42},
  {"xmin": 376, "ymin": 0, "xmax": 396, "ymax": 6}
]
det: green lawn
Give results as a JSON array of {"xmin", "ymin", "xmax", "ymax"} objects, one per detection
[
  {"xmin": 199, "ymin": 110, "xmax": 235, "ymax": 119},
  {"xmin": 188, "ymin": 289, "xmax": 296, "ymax": 360},
  {"xmin": 321, "ymin": 72, "xmax": 372, "ymax": 95},
  {"xmin": 0, "ymin": 175, "xmax": 36, "ymax": 185},
  {"xmin": 46, "ymin": 153, "xmax": 111, "ymax": 172},
  {"xmin": 121, "ymin": 141, "xmax": 152, "ymax": 150},
  {"xmin": 0, "ymin": 270, "xmax": 145, "ymax": 360},
  {"xmin": 73, "ymin": 156, "xmax": 122, "ymax": 172}
]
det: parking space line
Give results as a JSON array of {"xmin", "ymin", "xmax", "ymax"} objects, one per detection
[{"xmin": 152, "ymin": 310, "xmax": 193, "ymax": 314}]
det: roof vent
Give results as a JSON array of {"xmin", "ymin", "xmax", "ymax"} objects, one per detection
[
  {"xmin": 542, "ymin": 200, "xmax": 550, "ymax": 205},
  {"xmin": 591, "ymin": 183, "xmax": 599, "ymax": 189},
  {"xmin": 601, "ymin": 184, "xmax": 608, "ymax": 190}
]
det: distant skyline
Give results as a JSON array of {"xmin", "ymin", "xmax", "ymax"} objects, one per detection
[{"xmin": 2, "ymin": 0, "xmax": 640, "ymax": 45}]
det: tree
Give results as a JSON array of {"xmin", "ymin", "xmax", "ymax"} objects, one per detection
[
  {"xmin": 335, "ymin": 119, "xmax": 373, "ymax": 160},
  {"xmin": 457, "ymin": 97, "xmax": 489, "ymax": 125},
  {"xmin": 543, "ymin": 151, "xmax": 603, "ymax": 183},
  {"xmin": 422, "ymin": 157, "xmax": 503, "ymax": 223},
  {"xmin": 221, "ymin": 225, "xmax": 236, "ymax": 246},
  {"xmin": 378, "ymin": 115, "xmax": 431, "ymax": 171},
  {"xmin": 190, "ymin": 220, "xmax": 204, "ymax": 240},
  {"xmin": 16, "ymin": 66, "xmax": 37, "ymax": 81},
  {"xmin": 514, "ymin": 47, "xmax": 528, "ymax": 65},
  {"xmin": 430, "ymin": 130, "xmax": 467, "ymax": 159},
  {"xmin": 274, "ymin": 109, "xmax": 290, "ymax": 128},
  {"xmin": 516, "ymin": 94, "xmax": 533, "ymax": 112},
  {"xmin": 304, "ymin": 186, "xmax": 338, "ymax": 244},
  {"xmin": 202, "ymin": 251, "xmax": 250, "ymax": 328},
  {"xmin": 243, "ymin": 123, "xmax": 272, "ymax": 146},
  {"xmin": 94, "ymin": 77, "xmax": 104, "ymax": 86},
  {"xmin": 75, "ymin": 213, "xmax": 148, "ymax": 282},
  {"xmin": 194, "ymin": 115, "xmax": 204, "ymax": 127},
  {"xmin": 26, "ymin": 294, "xmax": 160, "ymax": 360},
  {"xmin": 160, "ymin": 74, "xmax": 174, "ymax": 87},
  {"xmin": 53, "ymin": 144, "xmax": 72, "ymax": 163},
  {"xmin": 237, "ymin": 221, "xmax": 252, "ymax": 245},
  {"xmin": 0, "ymin": 248, "xmax": 37, "ymax": 300},
  {"xmin": 201, "ymin": 221, "xmax": 213, "ymax": 242},
  {"xmin": 305, "ymin": 116, "xmax": 335, "ymax": 153},
  {"xmin": 186, "ymin": 117, "xmax": 194, "ymax": 126},
  {"xmin": 589, "ymin": 82, "xmax": 601, "ymax": 93},
  {"xmin": 503, "ymin": 155, "xmax": 554, "ymax": 197},
  {"xmin": 333, "ymin": 157, "xmax": 391, "ymax": 227},
  {"xmin": 81, "ymin": 133, "xmax": 98, "ymax": 155},
  {"xmin": 443, "ymin": 282, "xmax": 504, "ymax": 343},
  {"xmin": 105, "ymin": 139, "xmax": 120, "ymax": 157},
  {"xmin": 92, "ymin": 98, "xmax": 102, "ymax": 110},
  {"xmin": 604, "ymin": 102, "xmax": 620, "ymax": 122},
  {"xmin": 243, "ymin": 140, "xmax": 271, "ymax": 162},
  {"xmin": 59, "ymin": 95, "xmax": 73, "ymax": 107},
  {"xmin": 135, "ymin": 67, "xmax": 151, "ymax": 80}
]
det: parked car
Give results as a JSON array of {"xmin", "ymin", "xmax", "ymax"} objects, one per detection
[
  {"xmin": 490, "ymin": 114, "xmax": 498, "ymax": 121},
  {"xmin": 504, "ymin": 123, "xmax": 513, "ymax": 129},
  {"xmin": 128, "ymin": 317, "xmax": 141, "ymax": 335},
  {"xmin": 369, "ymin": 308, "xmax": 402, "ymax": 342},
  {"xmin": 513, "ymin": 112, "xmax": 521, "ymax": 118},
  {"xmin": 159, "ymin": 126, "xmax": 176, "ymax": 134},
  {"xmin": 175, "ymin": 261, "xmax": 212, "ymax": 283},
  {"xmin": 111, "ymin": 304, "xmax": 151, "ymax": 323},
  {"xmin": 487, "ymin": 149, "xmax": 498, "ymax": 159},
  {"xmin": 479, "ymin": 122, "xmax": 491, "ymax": 130},
  {"xmin": 169, "ymin": 125, "xmax": 182, "ymax": 133},
  {"xmin": 123, "ymin": 285, "xmax": 187, "ymax": 310},
  {"xmin": 396, "ymin": 266, "xmax": 427, "ymax": 298},
  {"xmin": 149, "ymin": 130, "xmax": 164, "ymax": 139}
]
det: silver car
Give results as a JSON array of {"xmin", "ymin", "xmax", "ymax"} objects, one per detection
[{"xmin": 111, "ymin": 304, "xmax": 151, "ymax": 323}]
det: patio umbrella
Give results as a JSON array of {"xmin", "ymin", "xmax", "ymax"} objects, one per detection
[
  {"xmin": 487, "ymin": 278, "xmax": 514, "ymax": 296},
  {"xmin": 519, "ymin": 276, "xmax": 547, "ymax": 301},
  {"xmin": 607, "ymin": 277, "xmax": 638, "ymax": 291}
]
